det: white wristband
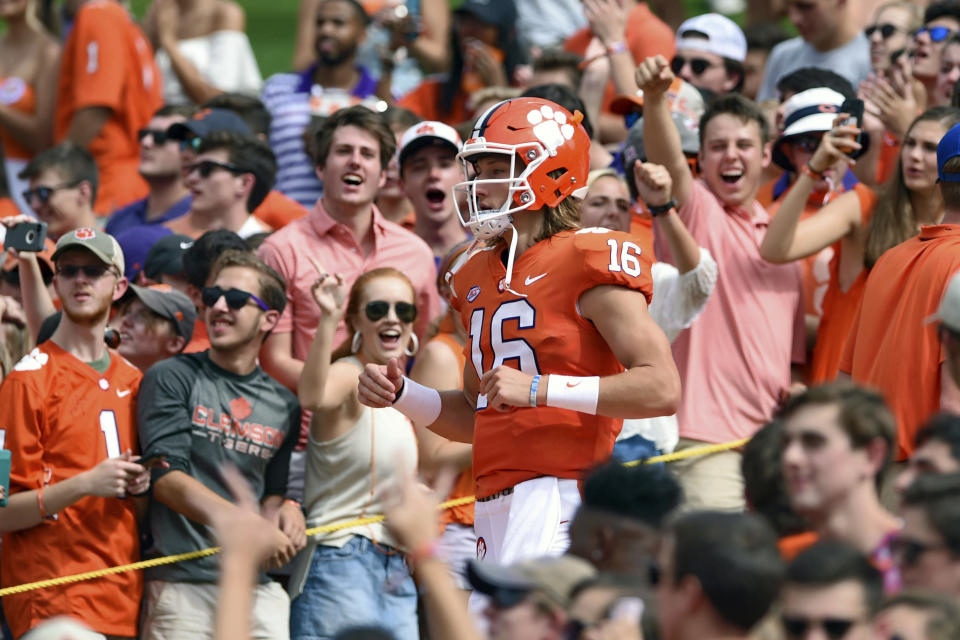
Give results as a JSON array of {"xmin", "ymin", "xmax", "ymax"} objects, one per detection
[
  {"xmin": 393, "ymin": 376, "xmax": 442, "ymax": 426},
  {"xmin": 545, "ymin": 375, "xmax": 600, "ymax": 415}
]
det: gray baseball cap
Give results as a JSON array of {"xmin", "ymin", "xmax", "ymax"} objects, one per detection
[
  {"xmin": 52, "ymin": 227, "xmax": 125, "ymax": 276},
  {"xmin": 122, "ymin": 284, "xmax": 196, "ymax": 339}
]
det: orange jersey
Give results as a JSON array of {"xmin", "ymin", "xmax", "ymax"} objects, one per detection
[
  {"xmin": 0, "ymin": 341, "xmax": 143, "ymax": 638},
  {"xmin": 840, "ymin": 225, "xmax": 960, "ymax": 460},
  {"xmin": 54, "ymin": 1, "xmax": 162, "ymax": 213},
  {"xmin": 449, "ymin": 229, "xmax": 654, "ymax": 498},
  {"xmin": 397, "ymin": 79, "xmax": 470, "ymax": 126},
  {"xmin": 254, "ymin": 189, "xmax": 309, "ymax": 230},
  {"xmin": 809, "ymin": 185, "xmax": 876, "ymax": 383},
  {"xmin": 429, "ymin": 329, "xmax": 475, "ymax": 527}
]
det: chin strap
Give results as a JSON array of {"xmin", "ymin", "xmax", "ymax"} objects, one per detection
[{"xmin": 502, "ymin": 223, "xmax": 527, "ymax": 298}]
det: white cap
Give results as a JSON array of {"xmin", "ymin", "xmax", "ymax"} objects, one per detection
[
  {"xmin": 676, "ymin": 13, "xmax": 747, "ymax": 62},
  {"xmin": 780, "ymin": 88, "xmax": 846, "ymax": 138},
  {"xmin": 929, "ymin": 270, "xmax": 960, "ymax": 332},
  {"xmin": 398, "ymin": 121, "xmax": 462, "ymax": 167}
]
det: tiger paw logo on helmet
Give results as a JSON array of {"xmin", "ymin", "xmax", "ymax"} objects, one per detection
[{"xmin": 526, "ymin": 105, "xmax": 576, "ymax": 155}]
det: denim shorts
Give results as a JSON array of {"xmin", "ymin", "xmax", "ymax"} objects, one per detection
[{"xmin": 289, "ymin": 535, "xmax": 419, "ymax": 640}]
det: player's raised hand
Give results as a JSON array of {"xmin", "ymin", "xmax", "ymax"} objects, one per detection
[
  {"xmin": 635, "ymin": 55, "xmax": 674, "ymax": 98},
  {"xmin": 358, "ymin": 358, "xmax": 404, "ymax": 407},
  {"xmin": 633, "ymin": 162, "xmax": 674, "ymax": 207},
  {"xmin": 83, "ymin": 453, "xmax": 146, "ymax": 498},
  {"xmin": 480, "ymin": 366, "xmax": 537, "ymax": 412}
]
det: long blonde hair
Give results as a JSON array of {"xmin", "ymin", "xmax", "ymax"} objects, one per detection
[{"xmin": 865, "ymin": 107, "xmax": 960, "ymax": 269}]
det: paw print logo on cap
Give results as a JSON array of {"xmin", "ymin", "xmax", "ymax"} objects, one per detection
[
  {"xmin": 74, "ymin": 228, "xmax": 96, "ymax": 240},
  {"xmin": 526, "ymin": 105, "xmax": 576, "ymax": 154}
]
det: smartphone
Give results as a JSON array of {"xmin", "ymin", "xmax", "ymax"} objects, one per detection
[
  {"xmin": 0, "ymin": 449, "xmax": 10, "ymax": 508},
  {"xmin": 4, "ymin": 221, "xmax": 47, "ymax": 253},
  {"xmin": 839, "ymin": 98, "xmax": 865, "ymax": 158}
]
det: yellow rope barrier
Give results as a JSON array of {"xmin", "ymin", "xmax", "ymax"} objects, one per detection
[{"xmin": 0, "ymin": 439, "xmax": 746, "ymax": 597}]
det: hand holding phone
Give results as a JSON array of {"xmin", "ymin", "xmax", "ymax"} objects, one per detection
[{"xmin": 3, "ymin": 221, "xmax": 47, "ymax": 253}]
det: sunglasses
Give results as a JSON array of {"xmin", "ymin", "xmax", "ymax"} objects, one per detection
[
  {"xmin": 137, "ymin": 128, "xmax": 174, "ymax": 145},
  {"xmin": 782, "ymin": 615, "xmax": 858, "ymax": 640},
  {"xmin": 889, "ymin": 536, "xmax": 949, "ymax": 566},
  {"xmin": 915, "ymin": 26, "xmax": 954, "ymax": 42},
  {"xmin": 22, "ymin": 182, "xmax": 79, "ymax": 204},
  {"xmin": 671, "ymin": 55, "xmax": 716, "ymax": 76},
  {"xmin": 787, "ymin": 133, "xmax": 823, "ymax": 153},
  {"xmin": 865, "ymin": 23, "xmax": 902, "ymax": 39},
  {"xmin": 364, "ymin": 300, "xmax": 417, "ymax": 323},
  {"xmin": 184, "ymin": 159, "xmax": 248, "ymax": 179},
  {"xmin": 56, "ymin": 263, "xmax": 116, "ymax": 279},
  {"xmin": 201, "ymin": 286, "xmax": 271, "ymax": 311}
]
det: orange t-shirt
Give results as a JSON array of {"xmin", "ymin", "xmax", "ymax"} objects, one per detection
[
  {"xmin": 564, "ymin": 3, "xmax": 675, "ymax": 114},
  {"xmin": 428, "ymin": 328, "xmax": 475, "ymax": 527},
  {"xmin": 0, "ymin": 197, "xmax": 20, "ymax": 218},
  {"xmin": 397, "ymin": 78, "xmax": 470, "ymax": 127},
  {"xmin": 54, "ymin": 1, "xmax": 162, "ymax": 214},
  {"xmin": 628, "ymin": 210, "xmax": 656, "ymax": 262},
  {"xmin": 840, "ymin": 225, "xmax": 960, "ymax": 460},
  {"xmin": 0, "ymin": 342, "xmax": 143, "ymax": 638},
  {"xmin": 449, "ymin": 228, "xmax": 654, "ymax": 498},
  {"xmin": 809, "ymin": 185, "xmax": 876, "ymax": 383},
  {"xmin": 254, "ymin": 189, "xmax": 309, "ymax": 230},
  {"xmin": 0, "ymin": 77, "xmax": 36, "ymax": 161}
]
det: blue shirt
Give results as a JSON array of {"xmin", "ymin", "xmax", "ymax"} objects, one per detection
[
  {"xmin": 261, "ymin": 65, "xmax": 377, "ymax": 210},
  {"xmin": 105, "ymin": 195, "xmax": 192, "ymax": 236}
]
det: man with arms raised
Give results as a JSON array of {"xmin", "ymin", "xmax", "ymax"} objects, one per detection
[{"xmin": 638, "ymin": 55, "xmax": 805, "ymax": 510}]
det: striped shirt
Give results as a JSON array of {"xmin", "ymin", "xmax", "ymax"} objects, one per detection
[{"xmin": 261, "ymin": 64, "xmax": 377, "ymax": 209}]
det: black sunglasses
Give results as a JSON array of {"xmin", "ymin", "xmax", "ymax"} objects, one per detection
[
  {"xmin": 185, "ymin": 160, "xmax": 248, "ymax": 179},
  {"xmin": 865, "ymin": 23, "xmax": 901, "ymax": 39},
  {"xmin": 22, "ymin": 182, "xmax": 79, "ymax": 204},
  {"xmin": 787, "ymin": 133, "xmax": 823, "ymax": 153},
  {"xmin": 915, "ymin": 25, "xmax": 954, "ymax": 42},
  {"xmin": 671, "ymin": 55, "xmax": 714, "ymax": 76},
  {"xmin": 782, "ymin": 615, "xmax": 857, "ymax": 640},
  {"xmin": 138, "ymin": 128, "xmax": 173, "ymax": 145},
  {"xmin": 365, "ymin": 300, "xmax": 417, "ymax": 323},
  {"xmin": 889, "ymin": 536, "xmax": 948, "ymax": 567},
  {"xmin": 56, "ymin": 263, "xmax": 116, "ymax": 279},
  {"xmin": 202, "ymin": 286, "xmax": 271, "ymax": 311}
]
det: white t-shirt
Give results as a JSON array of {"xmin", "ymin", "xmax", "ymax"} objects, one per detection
[
  {"xmin": 757, "ymin": 33, "xmax": 871, "ymax": 102},
  {"xmin": 156, "ymin": 30, "xmax": 263, "ymax": 104}
]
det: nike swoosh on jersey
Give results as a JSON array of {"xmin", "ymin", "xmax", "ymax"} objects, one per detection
[
  {"xmin": 179, "ymin": 242, "xmax": 194, "ymax": 250},
  {"xmin": 524, "ymin": 273, "xmax": 547, "ymax": 285},
  {"xmin": 566, "ymin": 381, "xmax": 582, "ymax": 388},
  {"xmin": 117, "ymin": 389, "xmax": 132, "ymax": 398}
]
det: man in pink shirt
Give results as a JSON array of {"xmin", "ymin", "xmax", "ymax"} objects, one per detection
[
  {"xmin": 258, "ymin": 106, "xmax": 441, "ymax": 497},
  {"xmin": 637, "ymin": 55, "xmax": 805, "ymax": 511}
]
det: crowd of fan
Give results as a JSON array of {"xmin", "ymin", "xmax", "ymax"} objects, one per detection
[{"xmin": 5, "ymin": 0, "xmax": 960, "ymax": 639}]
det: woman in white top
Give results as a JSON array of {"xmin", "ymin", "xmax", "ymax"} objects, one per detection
[
  {"xmin": 144, "ymin": 0, "xmax": 262, "ymax": 105},
  {"xmin": 291, "ymin": 265, "xmax": 420, "ymax": 640},
  {"xmin": 580, "ymin": 165, "xmax": 717, "ymax": 454}
]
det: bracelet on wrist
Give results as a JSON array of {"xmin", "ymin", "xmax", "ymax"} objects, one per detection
[
  {"xmin": 801, "ymin": 161, "xmax": 826, "ymax": 180},
  {"xmin": 529, "ymin": 374, "xmax": 541, "ymax": 407},
  {"xmin": 283, "ymin": 499, "xmax": 302, "ymax": 510},
  {"xmin": 606, "ymin": 41, "xmax": 627, "ymax": 56},
  {"xmin": 647, "ymin": 198, "xmax": 677, "ymax": 217}
]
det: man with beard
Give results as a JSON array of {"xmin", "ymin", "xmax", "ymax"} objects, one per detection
[
  {"xmin": 0, "ymin": 227, "xmax": 150, "ymax": 638},
  {"xmin": 261, "ymin": 0, "xmax": 379, "ymax": 209}
]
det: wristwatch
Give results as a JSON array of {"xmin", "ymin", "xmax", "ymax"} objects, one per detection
[{"xmin": 647, "ymin": 198, "xmax": 678, "ymax": 217}]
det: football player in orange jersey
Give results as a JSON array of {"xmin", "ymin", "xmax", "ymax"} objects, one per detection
[{"xmin": 359, "ymin": 96, "xmax": 680, "ymax": 566}]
